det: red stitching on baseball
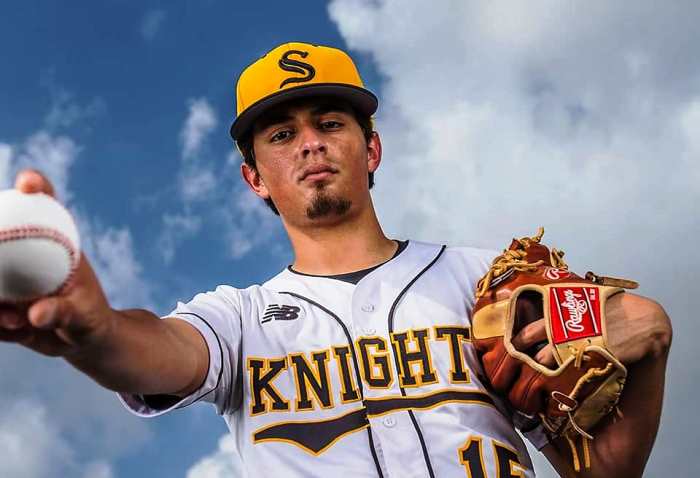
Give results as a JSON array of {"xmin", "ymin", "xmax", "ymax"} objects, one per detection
[{"xmin": 0, "ymin": 225, "xmax": 79, "ymax": 303}]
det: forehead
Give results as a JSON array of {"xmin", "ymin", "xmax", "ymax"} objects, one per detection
[{"xmin": 252, "ymin": 97, "xmax": 355, "ymax": 133}]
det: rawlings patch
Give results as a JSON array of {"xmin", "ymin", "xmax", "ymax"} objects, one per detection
[
  {"xmin": 544, "ymin": 267, "xmax": 571, "ymax": 281},
  {"xmin": 549, "ymin": 287, "xmax": 602, "ymax": 343}
]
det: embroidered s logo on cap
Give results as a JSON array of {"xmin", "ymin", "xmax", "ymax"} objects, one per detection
[
  {"xmin": 549, "ymin": 286, "xmax": 602, "ymax": 343},
  {"xmin": 261, "ymin": 304, "xmax": 301, "ymax": 324},
  {"xmin": 278, "ymin": 50, "xmax": 315, "ymax": 88}
]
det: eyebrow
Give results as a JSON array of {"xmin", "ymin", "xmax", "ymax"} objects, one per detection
[
  {"xmin": 255, "ymin": 112, "xmax": 293, "ymax": 133},
  {"xmin": 310, "ymin": 103, "xmax": 352, "ymax": 116},
  {"xmin": 254, "ymin": 102, "xmax": 353, "ymax": 133}
]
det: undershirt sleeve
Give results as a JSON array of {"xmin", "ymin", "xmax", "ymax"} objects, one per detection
[{"xmin": 117, "ymin": 285, "xmax": 243, "ymax": 417}]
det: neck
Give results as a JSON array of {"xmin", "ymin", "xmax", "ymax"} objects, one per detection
[{"xmin": 285, "ymin": 200, "xmax": 396, "ymax": 275}]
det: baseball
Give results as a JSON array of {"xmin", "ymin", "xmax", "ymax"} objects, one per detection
[{"xmin": 0, "ymin": 189, "xmax": 81, "ymax": 303}]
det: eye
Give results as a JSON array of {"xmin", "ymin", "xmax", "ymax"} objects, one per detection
[
  {"xmin": 320, "ymin": 120, "xmax": 343, "ymax": 130},
  {"xmin": 270, "ymin": 129, "xmax": 293, "ymax": 143}
]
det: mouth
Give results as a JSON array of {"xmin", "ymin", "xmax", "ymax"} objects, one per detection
[{"xmin": 299, "ymin": 165, "xmax": 338, "ymax": 182}]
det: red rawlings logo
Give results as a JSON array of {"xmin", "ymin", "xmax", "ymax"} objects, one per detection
[
  {"xmin": 544, "ymin": 267, "xmax": 570, "ymax": 280},
  {"xmin": 549, "ymin": 287, "xmax": 602, "ymax": 344}
]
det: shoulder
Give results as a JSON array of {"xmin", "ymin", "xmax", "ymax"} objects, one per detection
[
  {"xmin": 443, "ymin": 244, "xmax": 499, "ymax": 265},
  {"xmin": 395, "ymin": 240, "xmax": 497, "ymax": 285},
  {"xmin": 404, "ymin": 239, "xmax": 497, "ymax": 260},
  {"xmin": 419, "ymin": 240, "xmax": 499, "ymax": 275},
  {"xmin": 438, "ymin": 245, "xmax": 498, "ymax": 286},
  {"xmin": 171, "ymin": 277, "xmax": 291, "ymax": 320}
]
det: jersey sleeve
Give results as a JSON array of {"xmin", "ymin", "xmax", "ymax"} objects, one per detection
[
  {"xmin": 118, "ymin": 285, "xmax": 243, "ymax": 417},
  {"xmin": 513, "ymin": 412, "xmax": 550, "ymax": 450}
]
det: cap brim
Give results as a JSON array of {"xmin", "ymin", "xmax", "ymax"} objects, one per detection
[{"xmin": 230, "ymin": 83, "xmax": 378, "ymax": 141}]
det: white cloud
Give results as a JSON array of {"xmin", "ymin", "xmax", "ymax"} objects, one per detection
[
  {"xmin": 186, "ymin": 434, "xmax": 242, "ymax": 478},
  {"xmin": 157, "ymin": 212, "xmax": 203, "ymax": 264},
  {"xmin": 162, "ymin": 102, "xmax": 285, "ymax": 262},
  {"xmin": 220, "ymin": 183, "xmax": 283, "ymax": 259},
  {"xmin": 140, "ymin": 9, "xmax": 166, "ymax": 41},
  {"xmin": 0, "ymin": 143, "xmax": 13, "ymax": 189},
  {"xmin": 40, "ymin": 72, "xmax": 106, "ymax": 131},
  {"xmin": 15, "ymin": 131, "xmax": 80, "ymax": 202},
  {"xmin": 0, "ymin": 108, "xmax": 153, "ymax": 477},
  {"xmin": 328, "ymin": 0, "xmax": 700, "ymax": 243},
  {"xmin": 680, "ymin": 98, "xmax": 700, "ymax": 177},
  {"xmin": 78, "ymin": 216, "xmax": 155, "ymax": 309},
  {"xmin": 181, "ymin": 166, "xmax": 217, "ymax": 202},
  {"xmin": 81, "ymin": 462, "xmax": 115, "ymax": 478},
  {"xmin": 181, "ymin": 98, "xmax": 218, "ymax": 161},
  {"xmin": 226, "ymin": 149, "xmax": 240, "ymax": 166},
  {"xmin": 0, "ymin": 399, "xmax": 73, "ymax": 478},
  {"xmin": 176, "ymin": 98, "xmax": 219, "ymax": 204},
  {"xmin": 328, "ymin": 0, "xmax": 698, "ymax": 476},
  {"xmin": 0, "ymin": 398, "xmax": 116, "ymax": 478},
  {"xmin": 0, "ymin": 126, "xmax": 153, "ymax": 309},
  {"xmin": 154, "ymin": 98, "xmax": 219, "ymax": 261},
  {"xmin": 44, "ymin": 92, "xmax": 106, "ymax": 131}
]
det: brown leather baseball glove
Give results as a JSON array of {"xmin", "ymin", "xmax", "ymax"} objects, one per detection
[{"xmin": 472, "ymin": 227, "xmax": 638, "ymax": 471}]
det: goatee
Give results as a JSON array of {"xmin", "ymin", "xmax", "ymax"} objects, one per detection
[{"xmin": 306, "ymin": 190, "xmax": 352, "ymax": 219}]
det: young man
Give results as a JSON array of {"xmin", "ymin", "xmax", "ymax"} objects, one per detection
[{"xmin": 0, "ymin": 42, "xmax": 671, "ymax": 477}]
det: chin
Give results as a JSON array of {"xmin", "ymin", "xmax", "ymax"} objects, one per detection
[{"xmin": 306, "ymin": 191, "xmax": 352, "ymax": 220}]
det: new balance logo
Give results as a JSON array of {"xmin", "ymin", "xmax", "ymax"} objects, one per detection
[{"xmin": 262, "ymin": 304, "xmax": 301, "ymax": 324}]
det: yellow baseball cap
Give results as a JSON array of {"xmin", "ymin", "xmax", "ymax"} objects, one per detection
[{"xmin": 230, "ymin": 42, "xmax": 378, "ymax": 140}]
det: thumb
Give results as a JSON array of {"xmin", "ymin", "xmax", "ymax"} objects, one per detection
[
  {"xmin": 27, "ymin": 297, "xmax": 77, "ymax": 331},
  {"xmin": 14, "ymin": 169, "xmax": 56, "ymax": 197}
]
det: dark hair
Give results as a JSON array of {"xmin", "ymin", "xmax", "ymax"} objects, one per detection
[{"xmin": 237, "ymin": 107, "xmax": 375, "ymax": 216}]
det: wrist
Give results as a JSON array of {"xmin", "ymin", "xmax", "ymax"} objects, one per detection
[{"xmin": 63, "ymin": 306, "xmax": 119, "ymax": 361}]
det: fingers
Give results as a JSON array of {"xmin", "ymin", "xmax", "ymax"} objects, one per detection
[
  {"xmin": 512, "ymin": 318, "xmax": 559, "ymax": 368},
  {"xmin": 14, "ymin": 169, "xmax": 56, "ymax": 197},
  {"xmin": 0, "ymin": 325, "xmax": 33, "ymax": 343},
  {"xmin": 534, "ymin": 345, "xmax": 557, "ymax": 368},
  {"xmin": 27, "ymin": 297, "xmax": 75, "ymax": 331},
  {"xmin": 0, "ymin": 306, "xmax": 26, "ymax": 330},
  {"xmin": 512, "ymin": 319, "xmax": 547, "ymax": 351}
]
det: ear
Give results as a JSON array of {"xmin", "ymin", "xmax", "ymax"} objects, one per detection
[
  {"xmin": 241, "ymin": 163, "xmax": 270, "ymax": 199},
  {"xmin": 367, "ymin": 131, "xmax": 382, "ymax": 173}
]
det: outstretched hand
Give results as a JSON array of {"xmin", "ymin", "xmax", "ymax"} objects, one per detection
[{"xmin": 0, "ymin": 170, "xmax": 113, "ymax": 357}]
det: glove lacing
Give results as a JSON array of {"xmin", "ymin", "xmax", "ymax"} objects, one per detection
[
  {"xmin": 476, "ymin": 227, "xmax": 567, "ymax": 298},
  {"xmin": 549, "ymin": 350, "xmax": 623, "ymax": 472}
]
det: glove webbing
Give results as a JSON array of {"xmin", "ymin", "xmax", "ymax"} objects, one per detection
[{"xmin": 476, "ymin": 227, "xmax": 567, "ymax": 298}]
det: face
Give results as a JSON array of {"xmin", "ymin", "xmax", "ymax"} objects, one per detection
[{"xmin": 241, "ymin": 98, "xmax": 381, "ymax": 227}]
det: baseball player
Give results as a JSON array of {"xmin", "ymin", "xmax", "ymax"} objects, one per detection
[{"xmin": 0, "ymin": 42, "xmax": 671, "ymax": 477}]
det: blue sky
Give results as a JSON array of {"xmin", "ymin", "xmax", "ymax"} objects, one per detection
[
  {"xmin": 0, "ymin": 2, "xmax": 369, "ymax": 477},
  {"xmin": 0, "ymin": 1, "xmax": 385, "ymax": 311},
  {"xmin": 1, "ymin": 1, "xmax": 698, "ymax": 477}
]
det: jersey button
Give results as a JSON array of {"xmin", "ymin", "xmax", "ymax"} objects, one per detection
[
  {"xmin": 361, "ymin": 303, "xmax": 375, "ymax": 313},
  {"xmin": 382, "ymin": 416, "xmax": 396, "ymax": 428}
]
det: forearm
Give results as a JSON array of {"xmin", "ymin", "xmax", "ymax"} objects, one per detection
[
  {"xmin": 546, "ymin": 301, "xmax": 672, "ymax": 477},
  {"xmin": 65, "ymin": 309, "xmax": 206, "ymax": 396},
  {"xmin": 547, "ymin": 350, "xmax": 669, "ymax": 477},
  {"xmin": 590, "ymin": 352, "xmax": 668, "ymax": 476}
]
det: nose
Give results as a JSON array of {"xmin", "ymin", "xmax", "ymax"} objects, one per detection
[{"xmin": 299, "ymin": 125, "xmax": 327, "ymax": 158}]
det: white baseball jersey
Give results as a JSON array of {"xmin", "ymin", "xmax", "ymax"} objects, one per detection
[{"xmin": 120, "ymin": 241, "xmax": 548, "ymax": 477}]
